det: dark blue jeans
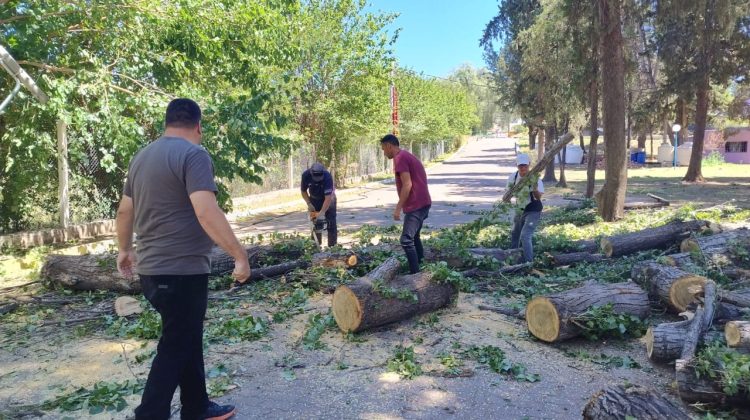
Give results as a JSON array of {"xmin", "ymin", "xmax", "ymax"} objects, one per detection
[
  {"xmin": 401, "ymin": 205, "xmax": 430, "ymax": 274},
  {"xmin": 511, "ymin": 211, "xmax": 541, "ymax": 262},
  {"xmin": 135, "ymin": 274, "xmax": 209, "ymax": 420}
]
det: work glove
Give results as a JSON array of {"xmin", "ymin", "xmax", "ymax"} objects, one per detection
[{"xmin": 309, "ymin": 211, "xmax": 319, "ymax": 221}]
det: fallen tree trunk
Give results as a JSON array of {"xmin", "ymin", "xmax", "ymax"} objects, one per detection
[
  {"xmin": 680, "ymin": 229, "xmax": 750, "ymax": 255},
  {"xmin": 567, "ymin": 239, "xmax": 601, "ymax": 254},
  {"xmin": 600, "ymin": 220, "xmax": 708, "ymax": 258},
  {"xmin": 659, "ymin": 252, "xmax": 696, "ymax": 269},
  {"xmin": 210, "ymin": 244, "xmax": 304, "ymax": 276},
  {"xmin": 246, "ymin": 260, "xmax": 309, "ymax": 283},
  {"xmin": 311, "ymin": 252, "xmax": 358, "ymax": 268},
  {"xmin": 331, "ymin": 257, "xmax": 457, "ymax": 333},
  {"xmin": 582, "ymin": 385, "xmax": 689, "ymax": 420},
  {"xmin": 644, "ymin": 320, "xmax": 723, "ymax": 363},
  {"xmin": 525, "ymin": 281, "xmax": 650, "ymax": 343},
  {"xmin": 631, "ymin": 261, "xmax": 707, "ymax": 312},
  {"xmin": 726, "ymin": 321, "xmax": 750, "ymax": 350},
  {"xmin": 41, "ymin": 254, "xmax": 140, "ymax": 293},
  {"xmin": 546, "ymin": 251, "xmax": 605, "ymax": 267},
  {"xmin": 623, "ymin": 201, "xmax": 669, "ymax": 211},
  {"xmin": 675, "ymin": 359, "xmax": 750, "ymax": 408}
]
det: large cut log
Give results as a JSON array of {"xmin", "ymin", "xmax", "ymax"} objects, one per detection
[
  {"xmin": 546, "ymin": 251, "xmax": 605, "ymax": 267},
  {"xmin": 582, "ymin": 385, "xmax": 689, "ymax": 420},
  {"xmin": 525, "ymin": 281, "xmax": 650, "ymax": 343},
  {"xmin": 726, "ymin": 321, "xmax": 750, "ymax": 350},
  {"xmin": 331, "ymin": 257, "xmax": 457, "ymax": 333},
  {"xmin": 600, "ymin": 220, "xmax": 708, "ymax": 257},
  {"xmin": 501, "ymin": 133, "xmax": 575, "ymax": 203},
  {"xmin": 680, "ymin": 228, "xmax": 750, "ymax": 255},
  {"xmin": 311, "ymin": 252, "xmax": 358, "ymax": 268},
  {"xmin": 631, "ymin": 261, "xmax": 706, "ymax": 312},
  {"xmin": 41, "ymin": 254, "xmax": 140, "ymax": 293},
  {"xmin": 675, "ymin": 359, "xmax": 750, "ymax": 408},
  {"xmin": 644, "ymin": 320, "xmax": 723, "ymax": 363}
]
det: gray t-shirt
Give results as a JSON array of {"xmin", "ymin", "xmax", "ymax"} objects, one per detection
[{"xmin": 123, "ymin": 136, "xmax": 218, "ymax": 275}]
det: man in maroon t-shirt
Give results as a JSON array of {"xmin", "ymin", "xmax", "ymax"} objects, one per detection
[{"xmin": 380, "ymin": 134, "xmax": 432, "ymax": 273}]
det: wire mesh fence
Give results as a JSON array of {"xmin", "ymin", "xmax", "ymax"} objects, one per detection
[{"xmin": 227, "ymin": 139, "xmax": 451, "ymax": 197}]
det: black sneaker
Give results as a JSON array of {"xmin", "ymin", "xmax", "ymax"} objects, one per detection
[{"xmin": 202, "ymin": 401, "xmax": 236, "ymax": 420}]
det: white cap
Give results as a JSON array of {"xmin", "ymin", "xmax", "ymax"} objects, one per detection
[{"xmin": 516, "ymin": 153, "xmax": 530, "ymax": 166}]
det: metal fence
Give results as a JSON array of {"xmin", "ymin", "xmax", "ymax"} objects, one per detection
[{"xmin": 227, "ymin": 139, "xmax": 451, "ymax": 197}]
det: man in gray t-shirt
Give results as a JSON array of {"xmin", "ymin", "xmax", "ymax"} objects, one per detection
[{"xmin": 116, "ymin": 98, "xmax": 248, "ymax": 420}]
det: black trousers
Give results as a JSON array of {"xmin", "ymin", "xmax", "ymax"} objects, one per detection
[
  {"xmin": 134, "ymin": 274, "xmax": 209, "ymax": 420},
  {"xmin": 401, "ymin": 205, "xmax": 430, "ymax": 274},
  {"xmin": 311, "ymin": 196, "xmax": 337, "ymax": 246}
]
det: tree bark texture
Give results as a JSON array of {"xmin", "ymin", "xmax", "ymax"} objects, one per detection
[
  {"xmin": 644, "ymin": 320, "xmax": 723, "ymax": 363},
  {"xmin": 311, "ymin": 252, "xmax": 358, "ymax": 268},
  {"xmin": 582, "ymin": 384, "xmax": 690, "ymax": 420},
  {"xmin": 331, "ymin": 257, "xmax": 457, "ymax": 332},
  {"xmin": 680, "ymin": 229, "xmax": 750, "ymax": 256},
  {"xmin": 528, "ymin": 124, "xmax": 537, "ymax": 150},
  {"xmin": 525, "ymin": 281, "xmax": 649, "ymax": 343},
  {"xmin": 41, "ymin": 254, "xmax": 140, "ymax": 293},
  {"xmin": 543, "ymin": 125, "xmax": 557, "ymax": 182},
  {"xmin": 586, "ymin": 35, "xmax": 600, "ymax": 199},
  {"xmin": 600, "ymin": 220, "xmax": 708, "ymax": 258},
  {"xmin": 631, "ymin": 261, "xmax": 707, "ymax": 312},
  {"xmin": 595, "ymin": 0, "xmax": 627, "ymax": 221}
]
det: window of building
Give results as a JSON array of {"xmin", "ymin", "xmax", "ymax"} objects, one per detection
[{"xmin": 725, "ymin": 141, "xmax": 748, "ymax": 153}]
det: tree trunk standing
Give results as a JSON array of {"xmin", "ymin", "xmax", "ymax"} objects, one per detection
[
  {"xmin": 543, "ymin": 125, "xmax": 557, "ymax": 182},
  {"xmin": 557, "ymin": 145, "xmax": 567, "ymax": 187},
  {"xmin": 579, "ymin": 130, "xmax": 585, "ymax": 150},
  {"xmin": 586, "ymin": 67, "xmax": 600, "ymax": 198},
  {"xmin": 528, "ymin": 124, "xmax": 537, "ymax": 150},
  {"xmin": 676, "ymin": 97, "xmax": 689, "ymax": 144},
  {"xmin": 637, "ymin": 131, "xmax": 647, "ymax": 150},
  {"xmin": 595, "ymin": 0, "xmax": 628, "ymax": 221},
  {"xmin": 537, "ymin": 125, "xmax": 546, "ymax": 161},
  {"xmin": 684, "ymin": 75, "xmax": 710, "ymax": 182},
  {"xmin": 684, "ymin": 0, "xmax": 717, "ymax": 183}
]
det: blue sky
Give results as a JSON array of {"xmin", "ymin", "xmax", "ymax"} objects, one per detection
[{"xmin": 367, "ymin": 1, "xmax": 499, "ymax": 77}]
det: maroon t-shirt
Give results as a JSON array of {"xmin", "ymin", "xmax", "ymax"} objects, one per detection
[{"xmin": 393, "ymin": 149, "xmax": 431, "ymax": 213}]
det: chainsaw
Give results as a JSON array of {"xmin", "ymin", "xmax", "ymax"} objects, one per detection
[{"xmin": 309, "ymin": 211, "xmax": 328, "ymax": 249}]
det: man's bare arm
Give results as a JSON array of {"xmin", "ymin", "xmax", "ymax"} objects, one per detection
[{"xmin": 190, "ymin": 190, "xmax": 250, "ymax": 282}]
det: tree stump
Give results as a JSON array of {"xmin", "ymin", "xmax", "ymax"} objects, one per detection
[
  {"xmin": 331, "ymin": 257, "xmax": 458, "ymax": 333},
  {"xmin": 600, "ymin": 220, "xmax": 708, "ymax": 257},
  {"xmin": 726, "ymin": 321, "xmax": 750, "ymax": 350},
  {"xmin": 525, "ymin": 281, "xmax": 650, "ymax": 343},
  {"xmin": 582, "ymin": 384, "xmax": 689, "ymax": 420},
  {"xmin": 631, "ymin": 261, "xmax": 707, "ymax": 312}
]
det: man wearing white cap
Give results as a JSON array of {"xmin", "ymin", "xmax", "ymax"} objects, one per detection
[
  {"xmin": 301, "ymin": 162, "xmax": 337, "ymax": 246},
  {"xmin": 505, "ymin": 153, "xmax": 544, "ymax": 262}
]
